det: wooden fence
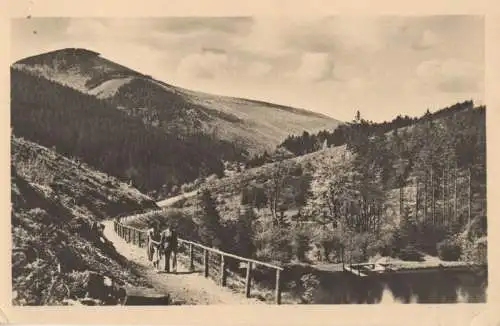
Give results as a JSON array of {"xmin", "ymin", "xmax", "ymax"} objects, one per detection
[{"xmin": 113, "ymin": 220, "xmax": 284, "ymax": 304}]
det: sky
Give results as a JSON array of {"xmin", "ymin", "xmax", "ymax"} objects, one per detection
[{"xmin": 11, "ymin": 16, "xmax": 484, "ymax": 122}]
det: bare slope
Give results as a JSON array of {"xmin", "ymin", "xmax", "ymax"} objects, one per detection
[{"xmin": 13, "ymin": 48, "xmax": 340, "ymax": 153}]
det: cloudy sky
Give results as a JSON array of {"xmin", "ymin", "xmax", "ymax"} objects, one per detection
[{"xmin": 11, "ymin": 16, "xmax": 484, "ymax": 122}]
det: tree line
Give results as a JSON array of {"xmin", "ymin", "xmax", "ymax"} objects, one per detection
[{"xmin": 278, "ymin": 101, "xmax": 476, "ymax": 157}]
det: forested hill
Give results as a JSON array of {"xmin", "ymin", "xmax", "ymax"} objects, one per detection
[
  {"xmin": 11, "ymin": 67, "xmax": 239, "ymax": 192},
  {"xmin": 13, "ymin": 48, "xmax": 339, "ymax": 155},
  {"xmin": 165, "ymin": 101, "xmax": 486, "ymax": 267}
]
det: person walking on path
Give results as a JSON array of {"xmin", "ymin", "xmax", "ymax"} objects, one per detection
[
  {"xmin": 147, "ymin": 222, "xmax": 162, "ymax": 270},
  {"xmin": 160, "ymin": 226, "xmax": 179, "ymax": 273},
  {"xmin": 169, "ymin": 227, "xmax": 178, "ymax": 273}
]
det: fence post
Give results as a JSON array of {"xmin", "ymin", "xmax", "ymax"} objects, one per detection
[
  {"xmin": 189, "ymin": 243, "xmax": 194, "ymax": 271},
  {"xmin": 341, "ymin": 246, "xmax": 345, "ymax": 269},
  {"xmin": 275, "ymin": 269, "xmax": 281, "ymax": 305},
  {"xmin": 220, "ymin": 255, "xmax": 227, "ymax": 287},
  {"xmin": 204, "ymin": 249, "xmax": 209, "ymax": 278},
  {"xmin": 128, "ymin": 228, "xmax": 132, "ymax": 243},
  {"xmin": 138, "ymin": 232, "xmax": 142, "ymax": 248},
  {"xmin": 245, "ymin": 262, "xmax": 252, "ymax": 298}
]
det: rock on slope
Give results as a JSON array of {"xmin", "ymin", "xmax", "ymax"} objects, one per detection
[
  {"xmin": 12, "ymin": 48, "xmax": 340, "ymax": 154},
  {"xmin": 11, "ymin": 136, "xmax": 158, "ymax": 305}
]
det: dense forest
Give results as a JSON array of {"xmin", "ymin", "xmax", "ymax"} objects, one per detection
[{"xmin": 10, "ymin": 68, "xmax": 247, "ymax": 193}]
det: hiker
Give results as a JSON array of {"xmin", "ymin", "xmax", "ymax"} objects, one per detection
[
  {"xmin": 147, "ymin": 222, "xmax": 162, "ymax": 269},
  {"xmin": 169, "ymin": 227, "xmax": 178, "ymax": 272},
  {"xmin": 159, "ymin": 226, "xmax": 178, "ymax": 273}
]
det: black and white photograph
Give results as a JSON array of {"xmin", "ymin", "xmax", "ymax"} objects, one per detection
[{"xmin": 9, "ymin": 15, "xmax": 488, "ymax": 308}]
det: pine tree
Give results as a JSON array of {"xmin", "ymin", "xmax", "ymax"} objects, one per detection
[
  {"xmin": 355, "ymin": 110, "xmax": 361, "ymax": 122},
  {"xmin": 233, "ymin": 207, "xmax": 257, "ymax": 257},
  {"xmin": 198, "ymin": 189, "xmax": 223, "ymax": 248}
]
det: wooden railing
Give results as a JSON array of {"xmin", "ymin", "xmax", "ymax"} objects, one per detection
[{"xmin": 113, "ymin": 220, "xmax": 284, "ymax": 304}]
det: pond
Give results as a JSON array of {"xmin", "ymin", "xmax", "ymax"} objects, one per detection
[{"xmin": 305, "ymin": 267, "xmax": 488, "ymax": 304}]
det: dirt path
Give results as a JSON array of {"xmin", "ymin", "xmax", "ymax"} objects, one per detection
[
  {"xmin": 156, "ymin": 190, "xmax": 198, "ymax": 208},
  {"xmin": 102, "ymin": 220, "xmax": 261, "ymax": 305}
]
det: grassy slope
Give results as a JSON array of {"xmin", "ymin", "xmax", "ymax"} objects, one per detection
[
  {"xmin": 13, "ymin": 48, "xmax": 340, "ymax": 154},
  {"xmin": 11, "ymin": 136, "xmax": 158, "ymax": 305}
]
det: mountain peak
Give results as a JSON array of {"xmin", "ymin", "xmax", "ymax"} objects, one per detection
[{"xmin": 14, "ymin": 48, "xmax": 101, "ymax": 65}]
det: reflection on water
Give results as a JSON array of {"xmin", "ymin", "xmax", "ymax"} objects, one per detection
[
  {"xmin": 379, "ymin": 286, "xmax": 396, "ymax": 304},
  {"xmin": 308, "ymin": 268, "xmax": 487, "ymax": 304}
]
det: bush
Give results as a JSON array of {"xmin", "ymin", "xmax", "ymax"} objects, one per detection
[
  {"xmin": 460, "ymin": 237, "xmax": 487, "ymax": 265},
  {"xmin": 197, "ymin": 189, "xmax": 224, "ymax": 248},
  {"xmin": 397, "ymin": 245, "xmax": 424, "ymax": 261},
  {"xmin": 437, "ymin": 238, "xmax": 462, "ymax": 261},
  {"xmin": 416, "ymin": 222, "xmax": 448, "ymax": 255},
  {"xmin": 291, "ymin": 230, "xmax": 311, "ymax": 262},
  {"xmin": 340, "ymin": 231, "xmax": 381, "ymax": 264},
  {"xmin": 255, "ymin": 225, "xmax": 293, "ymax": 263},
  {"xmin": 225, "ymin": 208, "xmax": 256, "ymax": 258},
  {"xmin": 312, "ymin": 226, "xmax": 342, "ymax": 263},
  {"xmin": 299, "ymin": 273, "xmax": 320, "ymax": 304}
]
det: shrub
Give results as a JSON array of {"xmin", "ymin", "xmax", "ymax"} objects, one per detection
[
  {"xmin": 437, "ymin": 238, "xmax": 462, "ymax": 261},
  {"xmin": 397, "ymin": 245, "xmax": 424, "ymax": 261},
  {"xmin": 197, "ymin": 189, "xmax": 224, "ymax": 248},
  {"xmin": 226, "ymin": 208, "xmax": 256, "ymax": 258},
  {"xmin": 312, "ymin": 227, "xmax": 342, "ymax": 263},
  {"xmin": 417, "ymin": 222, "xmax": 448, "ymax": 255},
  {"xmin": 291, "ymin": 230, "xmax": 311, "ymax": 262},
  {"xmin": 255, "ymin": 225, "xmax": 293, "ymax": 263},
  {"xmin": 241, "ymin": 183, "xmax": 268, "ymax": 209},
  {"xmin": 299, "ymin": 273, "xmax": 320, "ymax": 304}
]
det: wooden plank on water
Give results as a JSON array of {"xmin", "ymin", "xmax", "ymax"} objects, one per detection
[{"xmin": 343, "ymin": 265, "xmax": 368, "ymax": 277}]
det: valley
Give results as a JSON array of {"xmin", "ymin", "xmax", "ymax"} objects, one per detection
[{"xmin": 10, "ymin": 48, "xmax": 487, "ymax": 306}]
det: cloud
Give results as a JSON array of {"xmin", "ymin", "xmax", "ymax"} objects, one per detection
[
  {"xmin": 413, "ymin": 29, "xmax": 440, "ymax": 50},
  {"xmin": 202, "ymin": 47, "xmax": 227, "ymax": 54},
  {"xmin": 294, "ymin": 52, "xmax": 334, "ymax": 82},
  {"xmin": 234, "ymin": 17, "xmax": 394, "ymax": 58},
  {"xmin": 246, "ymin": 61, "xmax": 272, "ymax": 77},
  {"xmin": 158, "ymin": 17, "xmax": 252, "ymax": 35},
  {"xmin": 177, "ymin": 51, "xmax": 232, "ymax": 80},
  {"xmin": 230, "ymin": 17, "xmax": 292, "ymax": 58},
  {"xmin": 416, "ymin": 58, "xmax": 483, "ymax": 93},
  {"xmin": 66, "ymin": 19, "xmax": 153, "ymax": 41}
]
